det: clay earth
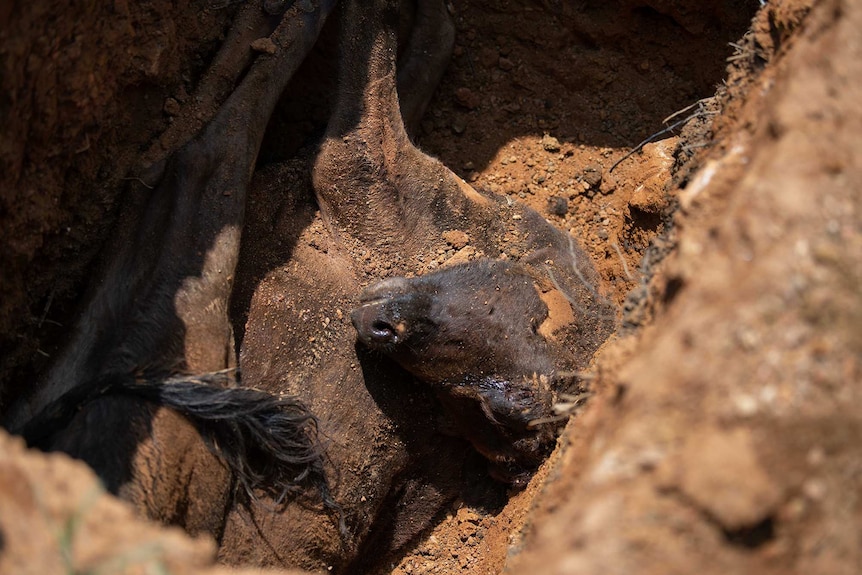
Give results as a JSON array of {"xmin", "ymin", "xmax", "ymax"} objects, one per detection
[{"xmin": 1, "ymin": 0, "xmax": 861, "ymax": 573}]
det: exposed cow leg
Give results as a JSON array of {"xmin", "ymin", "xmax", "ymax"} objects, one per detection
[
  {"xmin": 3, "ymin": 0, "xmax": 339, "ymax": 535},
  {"xmin": 140, "ymin": 0, "xmax": 283, "ymax": 168},
  {"xmin": 314, "ymin": 0, "xmax": 614, "ymax": 487},
  {"xmin": 396, "ymin": 0, "xmax": 456, "ymax": 137}
]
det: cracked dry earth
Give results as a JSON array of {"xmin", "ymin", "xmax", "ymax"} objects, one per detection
[{"xmin": 1, "ymin": 0, "xmax": 861, "ymax": 573}]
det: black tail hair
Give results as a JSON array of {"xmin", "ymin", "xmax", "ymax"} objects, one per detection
[{"xmin": 18, "ymin": 371, "xmax": 343, "ymax": 529}]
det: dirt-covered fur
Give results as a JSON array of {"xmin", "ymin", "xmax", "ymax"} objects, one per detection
[{"xmin": 1, "ymin": 0, "xmax": 612, "ymax": 571}]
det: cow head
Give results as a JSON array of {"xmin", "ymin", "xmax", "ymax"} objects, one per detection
[{"xmin": 351, "ymin": 259, "xmax": 565, "ymax": 487}]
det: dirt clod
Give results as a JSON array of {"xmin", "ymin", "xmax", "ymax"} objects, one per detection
[
  {"xmin": 540, "ymin": 134, "xmax": 560, "ymax": 152},
  {"xmin": 454, "ymin": 87, "xmax": 480, "ymax": 110},
  {"xmin": 250, "ymin": 37, "xmax": 278, "ymax": 54},
  {"xmin": 547, "ymin": 196, "xmax": 568, "ymax": 217},
  {"xmin": 443, "ymin": 230, "xmax": 470, "ymax": 250}
]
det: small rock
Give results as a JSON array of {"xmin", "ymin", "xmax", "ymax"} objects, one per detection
[
  {"xmin": 459, "ymin": 509, "xmax": 481, "ymax": 524},
  {"xmin": 454, "ymin": 87, "xmax": 480, "ymax": 110},
  {"xmin": 548, "ymin": 196, "xmax": 568, "ymax": 217},
  {"xmin": 600, "ymin": 173, "xmax": 618, "ymax": 195},
  {"xmin": 250, "ymin": 37, "xmax": 277, "ymax": 54},
  {"xmin": 442, "ymin": 230, "xmax": 469, "ymax": 250},
  {"xmin": 451, "ymin": 121, "xmax": 466, "ymax": 135},
  {"xmin": 445, "ymin": 245, "xmax": 478, "ymax": 266},
  {"xmin": 498, "ymin": 57, "xmax": 514, "ymax": 71},
  {"xmin": 582, "ymin": 166, "xmax": 602, "ymax": 188},
  {"xmin": 541, "ymin": 133, "xmax": 561, "ymax": 152},
  {"xmin": 163, "ymin": 97, "xmax": 181, "ymax": 116}
]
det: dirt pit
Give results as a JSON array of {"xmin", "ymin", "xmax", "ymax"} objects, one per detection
[{"xmin": 2, "ymin": 0, "xmax": 861, "ymax": 573}]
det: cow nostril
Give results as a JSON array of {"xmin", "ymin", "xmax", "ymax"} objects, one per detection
[{"xmin": 370, "ymin": 320, "xmax": 397, "ymax": 343}]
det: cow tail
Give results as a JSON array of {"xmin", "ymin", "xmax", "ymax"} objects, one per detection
[
  {"xmin": 18, "ymin": 371, "xmax": 345, "ymax": 534},
  {"xmin": 116, "ymin": 373, "xmax": 344, "ymax": 528}
]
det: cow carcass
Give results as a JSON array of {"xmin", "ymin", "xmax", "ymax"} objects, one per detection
[{"xmin": 2, "ymin": 0, "xmax": 614, "ymax": 571}]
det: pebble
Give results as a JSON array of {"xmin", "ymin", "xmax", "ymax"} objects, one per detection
[
  {"xmin": 582, "ymin": 166, "xmax": 603, "ymax": 188},
  {"xmin": 541, "ymin": 133, "xmax": 561, "ymax": 152},
  {"xmin": 454, "ymin": 87, "xmax": 480, "ymax": 109},
  {"xmin": 548, "ymin": 196, "xmax": 568, "ymax": 216},
  {"xmin": 163, "ymin": 97, "xmax": 181, "ymax": 116},
  {"xmin": 600, "ymin": 173, "xmax": 618, "ymax": 195},
  {"xmin": 442, "ymin": 230, "xmax": 470, "ymax": 249}
]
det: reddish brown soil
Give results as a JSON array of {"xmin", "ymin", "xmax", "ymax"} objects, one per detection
[{"xmin": 3, "ymin": 0, "xmax": 861, "ymax": 573}]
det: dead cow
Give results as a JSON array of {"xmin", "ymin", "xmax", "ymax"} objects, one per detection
[{"xmin": 2, "ymin": 0, "xmax": 613, "ymax": 572}]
